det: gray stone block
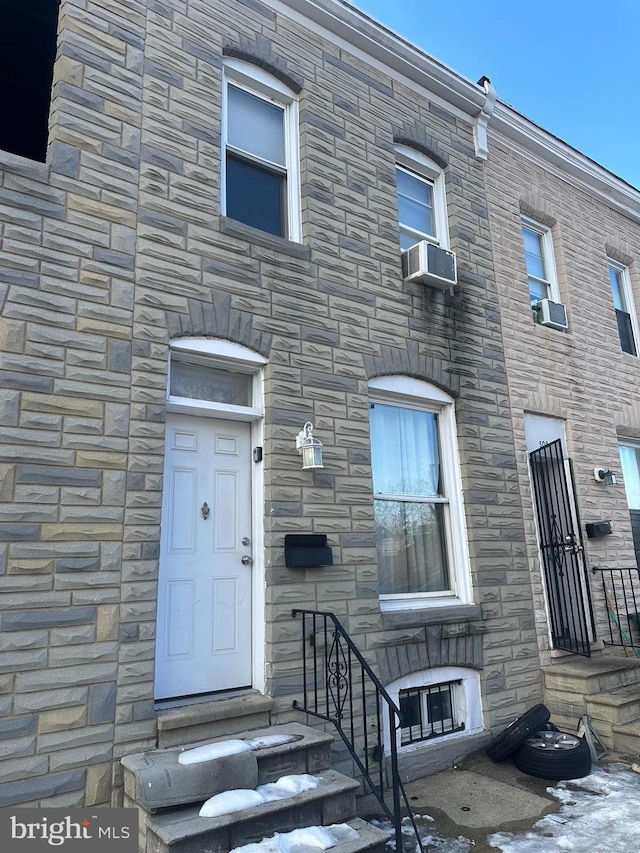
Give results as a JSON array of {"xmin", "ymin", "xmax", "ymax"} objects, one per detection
[
  {"xmin": 0, "ymin": 768, "xmax": 86, "ymax": 807},
  {"xmin": 0, "ymin": 715, "xmax": 36, "ymax": 740},
  {"xmin": 122, "ymin": 746, "xmax": 258, "ymax": 810},
  {"xmin": 2, "ymin": 607, "xmax": 96, "ymax": 632}
]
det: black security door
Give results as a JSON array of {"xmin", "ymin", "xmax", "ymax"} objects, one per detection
[{"xmin": 529, "ymin": 439, "xmax": 595, "ymax": 656}]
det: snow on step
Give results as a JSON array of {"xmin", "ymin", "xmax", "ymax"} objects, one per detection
[
  {"xmin": 200, "ymin": 774, "xmax": 319, "ymax": 817},
  {"xmin": 178, "ymin": 734, "xmax": 298, "ymax": 765},
  {"xmin": 229, "ymin": 822, "xmax": 359, "ymax": 853}
]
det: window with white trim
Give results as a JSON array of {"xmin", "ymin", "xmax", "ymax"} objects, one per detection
[
  {"xmin": 223, "ymin": 60, "xmax": 300, "ymax": 241},
  {"xmin": 608, "ymin": 261, "xmax": 638, "ymax": 356},
  {"xmin": 368, "ymin": 377, "xmax": 471, "ymax": 609},
  {"xmin": 167, "ymin": 338, "xmax": 266, "ymax": 420},
  {"xmin": 395, "ymin": 147, "xmax": 449, "ymax": 252},
  {"xmin": 521, "ymin": 218, "xmax": 559, "ymax": 306},
  {"xmin": 618, "ymin": 441, "xmax": 640, "ymax": 567},
  {"xmin": 384, "ymin": 667, "xmax": 483, "ymax": 754}
]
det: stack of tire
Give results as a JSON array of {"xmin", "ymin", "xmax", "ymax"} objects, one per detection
[{"xmin": 486, "ymin": 704, "xmax": 592, "ymax": 780}]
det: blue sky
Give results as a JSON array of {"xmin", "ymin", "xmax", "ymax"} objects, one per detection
[{"xmin": 352, "ymin": 1, "xmax": 640, "ymax": 190}]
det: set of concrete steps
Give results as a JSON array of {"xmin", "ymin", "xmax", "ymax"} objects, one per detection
[
  {"xmin": 542, "ymin": 655, "xmax": 640, "ymax": 756},
  {"xmin": 122, "ymin": 695, "xmax": 388, "ymax": 853}
]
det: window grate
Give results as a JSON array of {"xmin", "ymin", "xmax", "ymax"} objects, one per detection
[{"xmin": 399, "ymin": 680, "xmax": 464, "ymax": 745}]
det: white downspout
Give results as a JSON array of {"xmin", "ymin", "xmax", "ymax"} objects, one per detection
[{"xmin": 474, "ymin": 76, "xmax": 497, "ymax": 160}]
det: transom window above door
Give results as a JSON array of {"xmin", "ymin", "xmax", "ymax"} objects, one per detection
[
  {"xmin": 167, "ymin": 339, "xmax": 266, "ymax": 420},
  {"xmin": 223, "ymin": 61, "xmax": 301, "ymax": 241}
]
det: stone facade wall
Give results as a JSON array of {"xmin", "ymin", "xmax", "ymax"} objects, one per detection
[
  {"xmin": 0, "ymin": 0, "xmax": 146, "ymax": 807},
  {"xmin": 484, "ymin": 135, "xmax": 640, "ymax": 663},
  {"xmin": 0, "ymin": 0, "xmax": 541, "ymax": 808}
]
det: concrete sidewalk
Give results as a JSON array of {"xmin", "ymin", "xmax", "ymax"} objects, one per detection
[{"xmin": 397, "ymin": 749, "xmax": 572, "ymax": 852}]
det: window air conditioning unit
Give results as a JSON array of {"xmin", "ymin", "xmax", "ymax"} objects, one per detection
[
  {"xmin": 535, "ymin": 298, "xmax": 568, "ymax": 330},
  {"xmin": 401, "ymin": 241, "xmax": 457, "ymax": 289}
]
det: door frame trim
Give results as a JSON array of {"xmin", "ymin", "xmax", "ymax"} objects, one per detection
[{"xmin": 158, "ymin": 339, "xmax": 266, "ymax": 696}]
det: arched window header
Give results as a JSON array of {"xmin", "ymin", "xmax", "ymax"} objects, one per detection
[{"xmin": 369, "ymin": 375, "xmax": 453, "ymax": 405}]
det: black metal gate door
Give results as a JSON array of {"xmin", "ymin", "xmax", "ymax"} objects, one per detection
[{"xmin": 529, "ymin": 439, "xmax": 595, "ymax": 656}]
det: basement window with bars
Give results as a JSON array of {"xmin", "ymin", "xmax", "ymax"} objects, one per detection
[{"xmin": 398, "ymin": 680, "xmax": 464, "ymax": 745}]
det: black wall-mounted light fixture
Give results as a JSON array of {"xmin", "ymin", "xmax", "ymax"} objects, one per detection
[{"xmin": 593, "ymin": 467, "xmax": 617, "ymax": 486}]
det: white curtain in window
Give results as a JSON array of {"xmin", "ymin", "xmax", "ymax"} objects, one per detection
[
  {"xmin": 370, "ymin": 404, "xmax": 439, "ymax": 496},
  {"xmin": 620, "ymin": 445, "xmax": 640, "ymax": 509},
  {"xmin": 370, "ymin": 404, "xmax": 449, "ymax": 594},
  {"xmin": 227, "ymin": 84, "xmax": 285, "ymax": 166}
]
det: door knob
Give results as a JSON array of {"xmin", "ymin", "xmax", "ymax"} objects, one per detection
[
  {"xmin": 241, "ymin": 555, "xmax": 252, "ymax": 566},
  {"xmin": 201, "ymin": 502, "xmax": 210, "ymax": 520}
]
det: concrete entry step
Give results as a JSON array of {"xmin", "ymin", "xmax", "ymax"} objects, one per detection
[
  {"xmin": 586, "ymin": 684, "xmax": 640, "ymax": 726},
  {"xmin": 156, "ymin": 692, "xmax": 273, "ymax": 748},
  {"xmin": 144, "ymin": 769, "xmax": 361, "ymax": 853},
  {"xmin": 612, "ymin": 720, "xmax": 640, "ymax": 758},
  {"xmin": 123, "ymin": 722, "xmax": 334, "ymax": 812},
  {"xmin": 542, "ymin": 656, "xmax": 640, "ymax": 697}
]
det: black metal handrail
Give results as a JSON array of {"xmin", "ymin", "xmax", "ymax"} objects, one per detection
[
  {"xmin": 292, "ymin": 608, "xmax": 424, "ymax": 853},
  {"xmin": 592, "ymin": 566, "xmax": 640, "ymax": 657}
]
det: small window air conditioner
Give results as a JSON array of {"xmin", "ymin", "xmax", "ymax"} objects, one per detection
[
  {"xmin": 401, "ymin": 241, "xmax": 457, "ymax": 289},
  {"xmin": 535, "ymin": 298, "xmax": 568, "ymax": 330}
]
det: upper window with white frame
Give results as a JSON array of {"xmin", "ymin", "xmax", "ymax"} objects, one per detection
[
  {"xmin": 521, "ymin": 218, "xmax": 559, "ymax": 306},
  {"xmin": 395, "ymin": 147, "xmax": 449, "ymax": 252},
  {"xmin": 608, "ymin": 261, "xmax": 638, "ymax": 356},
  {"xmin": 223, "ymin": 60, "xmax": 300, "ymax": 241},
  {"xmin": 368, "ymin": 377, "xmax": 471, "ymax": 609}
]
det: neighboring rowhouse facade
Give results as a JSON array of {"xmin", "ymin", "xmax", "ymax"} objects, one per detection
[
  {"xmin": 484, "ymin": 112, "xmax": 640, "ymax": 666},
  {"xmin": 1, "ymin": 0, "xmax": 560, "ymax": 809}
]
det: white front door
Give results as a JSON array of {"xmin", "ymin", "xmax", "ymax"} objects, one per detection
[{"xmin": 155, "ymin": 413, "xmax": 253, "ymax": 699}]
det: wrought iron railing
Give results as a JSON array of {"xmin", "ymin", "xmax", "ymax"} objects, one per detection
[
  {"xmin": 292, "ymin": 608, "xmax": 423, "ymax": 853},
  {"xmin": 592, "ymin": 566, "xmax": 640, "ymax": 657}
]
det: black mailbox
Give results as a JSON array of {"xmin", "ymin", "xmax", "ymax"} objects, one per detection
[
  {"xmin": 585, "ymin": 520, "xmax": 613, "ymax": 538},
  {"xmin": 284, "ymin": 534, "xmax": 333, "ymax": 568}
]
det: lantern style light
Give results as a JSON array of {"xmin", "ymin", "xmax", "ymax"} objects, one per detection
[{"xmin": 295, "ymin": 421, "xmax": 324, "ymax": 470}]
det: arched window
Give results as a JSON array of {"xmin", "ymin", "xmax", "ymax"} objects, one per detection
[
  {"xmin": 369, "ymin": 376, "xmax": 471, "ymax": 609},
  {"xmin": 395, "ymin": 145, "xmax": 449, "ymax": 252},
  {"xmin": 384, "ymin": 667, "xmax": 483, "ymax": 753},
  {"xmin": 222, "ymin": 59, "xmax": 301, "ymax": 241}
]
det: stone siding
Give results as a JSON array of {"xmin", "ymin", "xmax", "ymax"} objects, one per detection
[
  {"xmin": 0, "ymin": 0, "xmax": 539, "ymax": 807},
  {"xmin": 484, "ymin": 136, "xmax": 640, "ymax": 664}
]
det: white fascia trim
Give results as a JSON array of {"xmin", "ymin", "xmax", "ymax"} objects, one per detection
[
  {"xmin": 491, "ymin": 103, "xmax": 640, "ymax": 224},
  {"xmin": 267, "ymin": 0, "xmax": 487, "ymax": 123},
  {"xmin": 269, "ymin": 2, "xmax": 639, "ymax": 217}
]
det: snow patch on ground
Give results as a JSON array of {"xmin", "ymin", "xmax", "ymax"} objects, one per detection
[
  {"xmin": 199, "ymin": 774, "xmax": 319, "ymax": 817},
  {"xmin": 488, "ymin": 763, "xmax": 640, "ymax": 852},
  {"xmin": 229, "ymin": 823, "xmax": 359, "ymax": 853},
  {"xmin": 373, "ymin": 763, "xmax": 640, "ymax": 852}
]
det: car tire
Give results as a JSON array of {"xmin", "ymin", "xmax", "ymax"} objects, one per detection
[
  {"xmin": 485, "ymin": 703, "xmax": 551, "ymax": 762},
  {"xmin": 512, "ymin": 730, "xmax": 592, "ymax": 780}
]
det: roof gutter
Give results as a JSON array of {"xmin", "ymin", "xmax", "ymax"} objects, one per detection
[
  {"xmin": 270, "ymin": 0, "xmax": 487, "ymax": 118},
  {"xmin": 271, "ymin": 0, "xmax": 640, "ymax": 221}
]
